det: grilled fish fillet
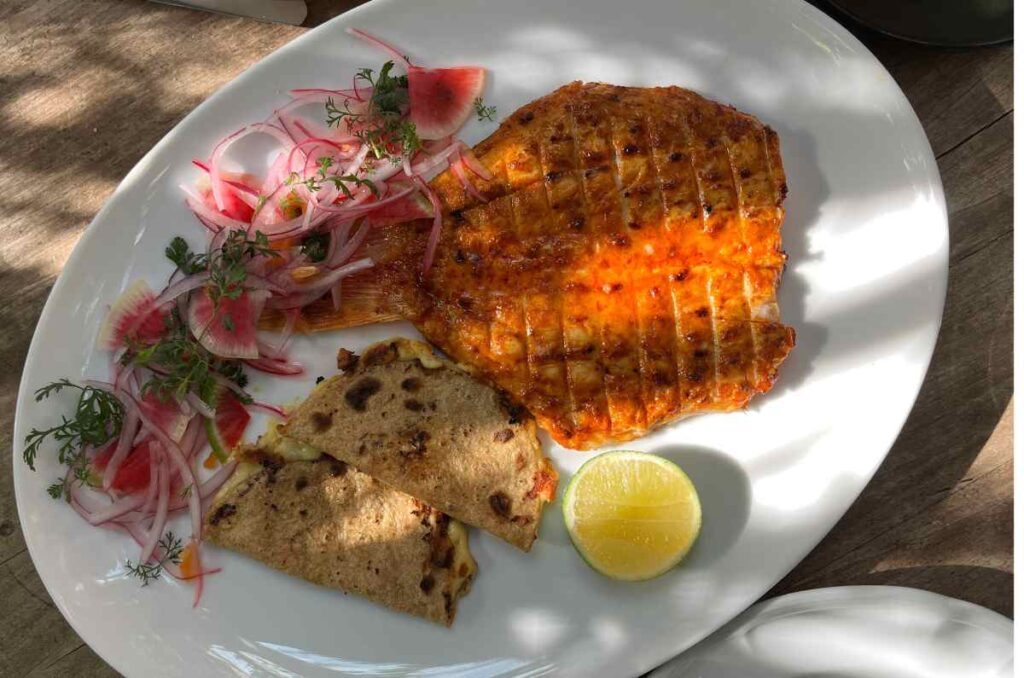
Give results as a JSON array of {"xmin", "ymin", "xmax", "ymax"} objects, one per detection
[{"xmin": 294, "ymin": 82, "xmax": 795, "ymax": 449}]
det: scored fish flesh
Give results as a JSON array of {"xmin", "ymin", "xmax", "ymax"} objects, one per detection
[{"xmin": 293, "ymin": 82, "xmax": 795, "ymax": 450}]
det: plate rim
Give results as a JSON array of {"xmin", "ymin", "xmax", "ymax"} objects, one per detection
[{"xmin": 12, "ymin": 0, "xmax": 951, "ymax": 675}]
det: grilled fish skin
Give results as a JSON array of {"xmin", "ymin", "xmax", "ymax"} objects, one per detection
[{"xmin": 298, "ymin": 82, "xmax": 795, "ymax": 449}]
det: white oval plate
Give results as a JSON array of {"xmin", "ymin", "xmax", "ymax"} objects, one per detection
[
  {"xmin": 13, "ymin": 0, "xmax": 948, "ymax": 676},
  {"xmin": 653, "ymin": 586, "xmax": 1012, "ymax": 678}
]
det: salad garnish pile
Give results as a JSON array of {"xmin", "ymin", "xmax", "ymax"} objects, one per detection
[{"xmin": 23, "ymin": 29, "xmax": 496, "ymax": 603}]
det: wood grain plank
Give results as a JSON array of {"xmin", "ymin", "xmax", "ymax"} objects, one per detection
[
  {"xmin": 27, "ymin": 644, "xmax": 115, "ymax": 678},
  {"xmin": 807, "ymin": 1, "xmax": 1013, "ymax": 157},
  {"xmin": 0, "ymin": 551, "xmax": 92, "ymax": 676}
]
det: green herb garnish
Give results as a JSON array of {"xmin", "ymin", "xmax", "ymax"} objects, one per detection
[
  {"xmin": 326, "ymin": 61, "xmax": 421, "ymax": 164},
  {"xmin": 165, "ymin": 230, "xmax": 278, "ymax": 305},
  {"xmin": 125, "ymin": 531, "xmax": 184, "ymax": 586},
  {"xmin": 286, "ymin": 156, "xmax": 378, "ymax": 199},
  {"xmin": 473, "ymin": 97, "xmax": 496, "ymax": 122},
  {"xmin": 23, "ymin": 380, "xmax": 124, "ymax": 476},
  {"xmin": 47, "ymin": 478, "xmax": 69, "ymax": 501},
  {"xmin": 131, "ymin": 309, "xmax": 250, "ymax": 405},
  {"xmin": 300, "ymin": 232, "xmax": 330, "ymax": 263}
]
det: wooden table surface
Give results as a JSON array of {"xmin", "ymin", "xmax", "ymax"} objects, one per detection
[{"xmin": 0, "ymin": 1, "xmax": 1012, "ymax": 675}]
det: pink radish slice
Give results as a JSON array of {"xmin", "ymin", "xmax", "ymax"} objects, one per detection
[
  {"xmin": 97, "ymin": 280, "xmax": 167, "ymax": 350},
  {"xmin": 407, "ymin": 66, "xmax": 485, "ymax": 140},
  {"xmin": 186, "ymin": 288, "xmax": 269, "ymax": 360}
]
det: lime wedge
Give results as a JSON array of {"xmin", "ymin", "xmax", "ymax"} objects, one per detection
[{"xmin": 563, "ymin": 451, "xmax": 702, "ymax": 581}]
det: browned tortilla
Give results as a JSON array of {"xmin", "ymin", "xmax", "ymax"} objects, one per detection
[
  {"xmin": 205, "ymin": 443, "xmax": 475, "ymax": 626},
  {"xmin": 282, "ymin": 338, "xmax": 559, "ymax": 551}
]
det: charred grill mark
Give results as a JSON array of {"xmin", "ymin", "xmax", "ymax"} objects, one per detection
[
  {"xmin": 399, "ymin": 430, "xmax": 430, "ymax": 459},
  {"xmin": 640, "ymin": 113, "xmax": 682, "ymax": 416},
  {"xmin": 362, "ymin": 341, "xmax": 399, "ymax": 367},
  {"xmin": 310, "ymin": 411, "xmax": 333, "ymax": 432},
  {"xmin": 610, "ymin": 232, "xmax": 630, "ymax": 247},
  {"xmin": 722, "ymin": 134, "xmax": 762, "ymax": 392},
  {"xmin": 489, "ymin": 491, "xmax": 512, "ymax": 518},
  {"xmin": 208, "ymin": 503, "xmax": 236, "ymax": 526},
  {"xmin": 345, "ymin": 377, "xmax": 381, "ymax": 412},
  {"xmin": 494, "ymin": 428, "xmax": 515, "ymax": 443}
]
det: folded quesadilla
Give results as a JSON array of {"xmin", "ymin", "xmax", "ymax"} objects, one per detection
[
  {"xmin": 282, "ymin": 338, "xmax": 559, "ymax": 551},
  {"xmin": 205, "ymin": 428, "xmax": 475, "ymax": 626}
]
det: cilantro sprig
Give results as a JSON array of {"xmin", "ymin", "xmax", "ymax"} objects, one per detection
[
  {"xmin": 473, "ymin": 97, "xmax": 496, "ymax": 122},
  {"xmin": 326, "ymin": 61, "xmax": 421, "ymax": 164},
  {"xmin": 166, "ymin": 229, "xmax": 278, "ymax": 306},
  {"xmin": 286, "ymin": 156, "xmax": 379, "ymax": 199},
  {"xmin": 125, "ymin": 531, "xmax": 184, "ymax": 586},
  {"xmin": 23, "ymin": 380, "xmax": 123, "ymax": 480},
  {"xmin": 300, "ymin": 232, "xmax": 330, "ymax": 263},
  {"xmin": 129, "ymin": 308, "xmax": 250, "ymax": 405},
  {"xmin": 130, "ymin": 231, "xmax": 272, "ymax": 404}
]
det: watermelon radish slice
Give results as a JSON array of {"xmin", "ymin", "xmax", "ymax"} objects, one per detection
[
  {"xmin": 139, "ymin": 391, "xmax": 190, "ymax": 442},
  {"xmin": 407, "ymin": 67, "xmax": 486, "ymax": 140},
  {"xmin": 92, "ymin": 441, "xmax": 153, "ymax": 494},
  {"xmin": 97, "ymin": 280, "xmax": 167, "ymax": 350},
  {"xmin": 187, "ymin": 288, "xmax": 269, "ymax": 359},
  {"xmin": 204, "ymin": 390, "xmax": 251, "ymax": 461}
]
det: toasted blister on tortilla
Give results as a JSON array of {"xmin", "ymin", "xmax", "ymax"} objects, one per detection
[
  {"xmin": 282, "ymin": 338, "xmax": 559, "ymax": 552},
  {"xmin": 204, "ymin": 428, "xmax": 476, "ymax": 626}
]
